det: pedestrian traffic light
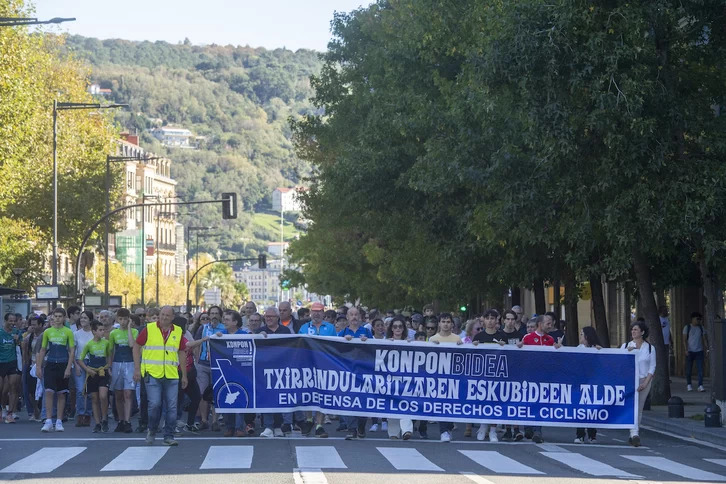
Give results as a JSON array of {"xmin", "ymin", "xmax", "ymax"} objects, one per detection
[
  {"xmin": 221, "ymin": 192, "xmax": 237, "ymax": 219},
  {"xmin": 282, "ymin": 279, "xmax": 291, "ymax": 289},
  {"xmin": 258, "ymin": 254, "xmax": 267, "ymax": 269},
  {"xmin": 460, "ymin": 304, "xmax": 467, "ymax": 312}
]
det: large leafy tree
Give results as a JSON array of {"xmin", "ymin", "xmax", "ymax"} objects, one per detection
[{"xmin": 1, "ymin": 0, "xmax": 119, "ymax": 289}]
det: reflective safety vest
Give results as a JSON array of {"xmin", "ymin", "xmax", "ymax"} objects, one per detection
[{"xmin": 140, "ymin": 323, "xmax": 182, "ymax": 379}]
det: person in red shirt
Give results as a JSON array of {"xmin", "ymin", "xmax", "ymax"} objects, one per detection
[{"xmin": 518, "ymin": 315, "xmax": 561, "ymax": 443}]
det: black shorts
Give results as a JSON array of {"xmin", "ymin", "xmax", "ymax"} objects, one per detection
[
  {"xmin": 0, "ymin": 361, "xmax": 20, "ymax": 378},
  {"xmin": 44, "ymin": 362, "xmax": 70, "ymax": 393},
  {"xmin": 86, "ymin": 372, "xmax": 110, "ymax": 394}
]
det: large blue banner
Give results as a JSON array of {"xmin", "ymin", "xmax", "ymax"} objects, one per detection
[{"xmin": 210, "ymin": 335, "xmax": 637, "ymax": 428}]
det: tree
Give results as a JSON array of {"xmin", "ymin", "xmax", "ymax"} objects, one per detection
[{"xmin": 0, "ymin": 0, "xmax": 120, "ymax": 286}]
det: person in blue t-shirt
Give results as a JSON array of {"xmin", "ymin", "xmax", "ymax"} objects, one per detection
[
  {"xmin": 337, "ymin": 307, "xmax": 372, "ymax": 340},
  {"xmin": 339, "ymin": 307, "xmax": 371, "ymax": 440},
  {"xmin": 298, "ymin": 302, "xmax": 335, "ymax": 438},
  {"xmin": 194, "ymin": 306, "xmax": 225, "ymax": 431},
  {"xmin": 205, "ymin": 310, "xmax": 250, "ymax": 437}
]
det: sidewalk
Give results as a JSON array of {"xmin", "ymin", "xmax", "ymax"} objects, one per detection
[{"xmin": 641, "ymin": 376, "xmax": 725, "ymax": 446}]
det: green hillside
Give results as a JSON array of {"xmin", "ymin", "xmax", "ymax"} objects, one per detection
[{"xmin": 63, "ymin": 36, "xmax": 321, "ymax": 259}]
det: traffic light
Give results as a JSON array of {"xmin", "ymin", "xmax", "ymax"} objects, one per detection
[
  {"xmin": 460, "ymin": 304, "xmax": 467, "ymax": 312},
  {"xmin": 221, "ymin": 192, "xmax": 237, "ymax": 219},
  {"xmin": 258, "ymin": 254, "xmax": 267, "ymax": 269},
  {"xmin": 282, "ymin": 279, "xmax": 291, "ymax": 289}
]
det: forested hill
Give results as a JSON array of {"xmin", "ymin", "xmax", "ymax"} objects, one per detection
[{"xmin": 63, "ymin": 35, "xmax": 323, "ymax": 258}]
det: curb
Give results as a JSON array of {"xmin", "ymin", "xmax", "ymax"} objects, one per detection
[{"xmin": 641, "ymin": 414, "xmax": 725, "ymax": 447}]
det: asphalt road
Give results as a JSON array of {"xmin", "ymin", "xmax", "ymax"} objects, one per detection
[{"xmin": 0, "ymin": 418, "xmax": 723, "ymax": 483}]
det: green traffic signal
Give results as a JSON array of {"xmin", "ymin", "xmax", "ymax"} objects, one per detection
[{"xmin": 459, "ymin": 305, "xmax": 467, "ymax": 311}]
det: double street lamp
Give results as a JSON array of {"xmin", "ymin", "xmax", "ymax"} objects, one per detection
[
  {"xmin": 51, "ymin": 102, "xmax": 127, "ymax": 299},
  {"xmin": 0, "ymin": 17, "xmax": 76, "ymax": 27}
]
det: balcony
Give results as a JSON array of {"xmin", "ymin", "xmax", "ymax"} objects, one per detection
[{"xmin": 158, "ymin": 242, "xmax": 177, "ymax": 252}]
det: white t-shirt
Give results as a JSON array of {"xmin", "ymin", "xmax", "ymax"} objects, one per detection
[
  {"xmin": 73, "ymin": 328, "xmax": 94, "ymax": 361},
  {"xmin": 621, "ymin": 341, "xmax": 657, "ymax": 379}
]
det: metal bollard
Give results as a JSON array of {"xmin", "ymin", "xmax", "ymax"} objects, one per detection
[
  {"xmin": 668, "ymin": 396, "xmax": 684, "ymax": 418},
  {"xmin": 704, "ymin": 403, "xmax": 722, "ymax": 427}
]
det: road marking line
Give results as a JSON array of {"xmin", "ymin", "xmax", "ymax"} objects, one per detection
[
  {"xmin": 0, "ymin": 447, "xmax": 86, "ymax": 474},
  {"xmin": 623, "ymin": 455, "xmax": 726, "ymax": 481},
  {"xmin": 101, "ymin": 446, "xmax": 169, "ymax": 471},
  {"xmin": 706, "ymin": 459, "xmax": 726, "ymax": 468},
  {"xmin": 296, "ymin": 446, "xmax": 346, "ymax": 468},
  {"xmin": 543, "ymin": 451, "xmax": 641, "ymax": 478},
  {"xmin": 539, "ymin": 444, "xmax": 570, "ymax": 453},
  {"xmin": 460, "ymin": 472, "xmax": 496, "ymax": 484},
  {"xmin": 293, "ymin": 468, "xmax": 328, "ymax": 484},
  {"xmin": 376, "ymin": 447, "xmax": 442, "ymax": 471},
  {"xmin": 200, "ymin": 445, "xmax": 253, "ymax": 469},
  {"xmin": 459, "ymin": 450, "xmax": 543, "ymax": 474},
  {"xmin": 640, "ymin": 424, "xmax": 726, "ymax": 452}
]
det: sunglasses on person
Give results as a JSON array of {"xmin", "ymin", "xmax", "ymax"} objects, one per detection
[
  {"xmin": 426, "ymin": 326, "xmax": 437, "ymax": 331},
  {"xmin": 392, "ymin": 324, "xmax": 404, "ymax": 329},
  {"xmin": 474, "ymin": 327, "xmax": 483, "ymax": 332}
]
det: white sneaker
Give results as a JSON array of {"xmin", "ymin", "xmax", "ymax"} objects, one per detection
[
  {"xmin": 440, "ymin": 431, "xmax": 451, "ymax": 442},
  {"xmin": 41, "ymin": 419, "xmax": 54, "ymax": 432},
  {"xmin": 574, "ymin": 437, "xmax": 585, "ymax": 444},
  {"xmin": 687, "ymin": 384, "xmax": 693, "ymax": 391},
  {"xmin": 273, "ymin": 427, "xmax": 284, "ymax": 437},
  {"xmin": 489, "ymin": 428, "xmax": 498, "ymax": 442},
  {"xmin": 260, "ymin": 428, "xmax": 274, "ymax": 438},
  {"xmin": 698, "ymin": 385, "xmax": 705, "ymax": 392},
  {"xmin": 55, "ymin": 420, "xmax": 64, "ymax": 432},
  {"xmin": 324, "ymin": 416, "xmax": 332, "ymax": 424},
  {"xmin": 369, "ymin": 423, "xmax": 379, "ymax": 432},
  {"xmin": 476, "ymin": 426, "xmax": 486, "ymax": 441},
  {"xmin": 381, "ymin": 421, "xmax": 388, "ymax": 432}
]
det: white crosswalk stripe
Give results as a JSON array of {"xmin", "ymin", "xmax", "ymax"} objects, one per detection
[
  {"xmin": 623, "ymin": 455, "xmax": 726, "ymax": 481},
  {"xmin": 377, "ymin": 447, "xmax": 442, "ymax": 471},
  {"xmin": 707, "ymin": 459, "xmax": 726, "ymax": 468},
  {"xmin": 1, "ymin": 441, "xmax": 726, "ymax": 480},
  {"xmin": 543, "ymin": 451, "xmax": 641, "ymax": 478},
  {"xmin": 296, "ymin": 445, "xmax": 347, "ymax": 469},
  {"xmin": 0, "ymin": 447, "xmax": 86, "ymax": 474},
  {"xmin": 459, "ymin": 450, "xmax": 543, "ymax": 474},
  {"xmin": 101, "ymin": 447, "xmax": 169, "ymax": 471},
  {"xmin": 200, "ymin": 445, "xmax": 254, "ymax": 469}
]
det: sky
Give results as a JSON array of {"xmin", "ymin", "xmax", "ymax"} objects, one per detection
[{"xmin": 31, "ymin": 0, "xmax": 372, "ymax": 51}]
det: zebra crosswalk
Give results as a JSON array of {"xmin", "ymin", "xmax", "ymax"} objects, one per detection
[{"xmin": 0, "ymin": 441, "xmax": 724, "ymax": 481}]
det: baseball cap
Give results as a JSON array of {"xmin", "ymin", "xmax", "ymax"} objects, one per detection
[
  {"xmin": 411, "ymin": 313, "xmax": 423, "ymax": 323},
  {"xmin": 311, "ymin": 302, "xmax": 325, "ymax": 311}
]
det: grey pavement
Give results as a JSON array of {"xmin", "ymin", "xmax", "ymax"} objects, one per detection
[
  {"xmin": 0, "ymin": 415, "xmax": 724, "ymax": 483},
  {"xmin": 641, "ymin": 376, "xmax": 726, "ymax": 447}
]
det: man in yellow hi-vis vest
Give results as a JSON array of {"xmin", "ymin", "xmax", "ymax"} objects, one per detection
[{"xmin": 133, "ymin": 306, "xmax": 188, "ymax": 446}]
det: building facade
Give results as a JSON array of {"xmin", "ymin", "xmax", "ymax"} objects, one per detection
[
  {"xmin": 114, "ymin": 136, "xmax": 178, "ymax": 280},
  {"xmin": 271, "ymin": 187, "xmax": 304, "ymax": 212}
]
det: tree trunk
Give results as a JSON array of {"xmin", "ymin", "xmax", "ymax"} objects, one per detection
[
  {"xmin": 590, "ymin": 273, "xmax": 610, "ymax": 348},
  {"xmin": 698, "ymin": 259, "xmax": 722, "ymax": 402},
  {"xmin": 632, "ymin": 249, "xmax": 671, "ymax": 404},
  {"xmin": 534, "ymin": 280, "xmax": 546, "ymax": 314},
  {"xmin": 511, "ymin": 287, "xmax": 521, "ymax": 307},
  {"xmin": 564, "ymin": 273, "xmax": 579, "ymax": 347},
  {"xmin": 553, "ymin": 280, "xmax": 561, "ymax": 320}
]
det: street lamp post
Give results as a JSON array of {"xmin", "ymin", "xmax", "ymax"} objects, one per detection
[
  {"xmin": 104, "ymin": 155, "xmax": 160, "ymax": 308},
  {"xmin": 140, "ymin": 194, "xmax": 161, "ymax": 306},
  {"xmin": 122, "ymin": 290, "xmax": 129, "ymax": 308},
  {"xmin": 11, "ymin": 268, "xmax": 25, "ymax": 289},
  {"xmin": 51, "ymin": 101, "xmax": 126, "ymax": 305},
  {"xmin": 186, "ymin": 226, "xmax": 211, "ymax": 310},
  {"xmin": 0, "ymin": 17, "xmax": 76, "ymax": 27}
]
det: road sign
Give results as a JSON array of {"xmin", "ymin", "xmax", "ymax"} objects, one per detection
[{"xmin": 204, "ymin": 287, "xmax": 222, "ymax": 305}]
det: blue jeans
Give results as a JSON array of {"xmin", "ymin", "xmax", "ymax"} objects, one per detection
[
  {"xmin": 146, "ymin": 376, "xmax": 179, "ymax": 439},
  {"xmin": 686, "ymin": 351, "xmax": 704, "ymax": 386},
  {"xmin": 262, "ymin": 412, "xmax": 291, "ymax": 428},
  {"xmin": 73, "ymin": 369, "xmax": 92, "ymax": 416},
  {"xmin": 224, "ymin": 413, "xmax": 244, "ymax": 431}
]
